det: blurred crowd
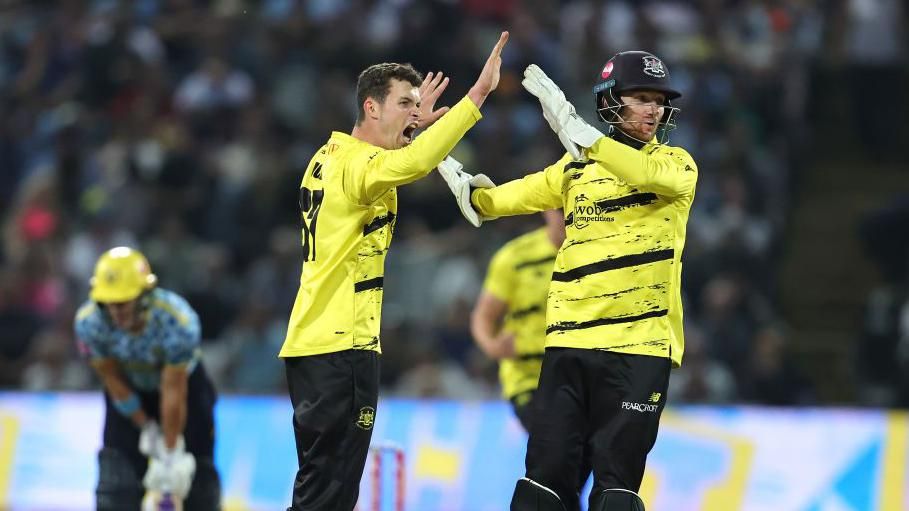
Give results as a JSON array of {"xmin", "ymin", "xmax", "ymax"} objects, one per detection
[
  {"xmin": 858, "ymin": 196, "xmax": 909, "ymax": 407},
  {"xmin": 1, "ymin": 0, "xmax": 902, "ymax": 405}
]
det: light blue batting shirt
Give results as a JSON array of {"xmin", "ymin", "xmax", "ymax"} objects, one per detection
[{"xmin": 74, "ymin": 288, "xmax": 201, "ymax": 392}]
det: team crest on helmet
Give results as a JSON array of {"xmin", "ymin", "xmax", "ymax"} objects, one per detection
[
  {"xmin": 104, "ymin": 269, "xmax": 119, "ymax": 283},
  {"xmin": 642, "ymin": 56, "xmax": 666, "ymax": 78},
  {"xmin": 601, "ymin": 61, "xmax": 614, "ymax": 79}
]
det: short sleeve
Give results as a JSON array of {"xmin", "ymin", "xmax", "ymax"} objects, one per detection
[
  {"xmin": 161, "ymin": 295, "xmax": 202, "ymax": 365},
  {"xmin": 483, "ymin": 247, "xmax": 516, "ymax": 305},
  {"xmin": 161, "ymin": 307, "xmax": 201, "ymax": 366},
  {"xmin": 73, "ymin": 304, "xmax": 108, "ymax": 360}
]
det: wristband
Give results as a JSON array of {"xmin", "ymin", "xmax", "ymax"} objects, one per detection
[{"xmin": 113, "ymin": 393, "xmax": 141, "ymax": 416}]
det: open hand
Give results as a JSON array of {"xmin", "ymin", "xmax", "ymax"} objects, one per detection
[
  {"xmin": 468, "ymin": 31, "xmax": 509, "ymax": 107},
  {"xmin": 417, "ymin": 71, "xmax": 451, "ymax": 129}
]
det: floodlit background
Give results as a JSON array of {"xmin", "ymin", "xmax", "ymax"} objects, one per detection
[{"xmin": 0, "ymin": 1, "xmax": 907, "ymax": 510}]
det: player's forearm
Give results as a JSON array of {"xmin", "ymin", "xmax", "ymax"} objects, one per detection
[
  {"xmin": 364, "ymin": 97, "xmax": 481, "ymax": 198},
  {"xmin": 160, "ymin": 395, "xmax": 187, "ymax": 450},
  {"xmin": 470, "ymin": 316, "xmax": 501, "ymax": 359},
  {"xmin": 95, "ymin": 361, "xmax": 149, "ymax": 426},
  {"xmin": 160, "ymin": 369, "xmax": 188, "ymax": 450},
  {"xmin": 467, "ymin": 85, "xmax": 491, "ymax": 109},
  {"xmin": 471, "ymin": 293, "xmax": 510, "ymax": 359},
  {"xmin": 471, "ymin": 172, "xmax": 561, "ymax": 218},
  {"xmin": 407, "ymin": 96, "xmax": 481, "ymax": 169},
  {"xmin": 586, "ymin": 137, "xmax": 696, "ymax": 197}
]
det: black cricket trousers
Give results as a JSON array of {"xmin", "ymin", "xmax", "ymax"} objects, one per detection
[
  {"xmin": 523, "ymin": 348, "xmax": 670, "ymax": 511},
  {"xmin": 285, "ymin": 350, "xmax": 379, "ymax": 511}
]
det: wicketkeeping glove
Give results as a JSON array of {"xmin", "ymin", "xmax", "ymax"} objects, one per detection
[
  {"xmin": 522, "ymin": 64, "xmax": 604, "ymax": 160},
  {"xmin": 437, "ymin": 156, "xmax": 496, "ymax": 227}
]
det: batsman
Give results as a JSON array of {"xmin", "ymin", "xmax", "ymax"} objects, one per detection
[{"xmin": 74, "ymin": 247, "xmax": 221, "ymax": 510}]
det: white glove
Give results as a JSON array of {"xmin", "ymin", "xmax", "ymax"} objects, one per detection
[
  {"xmin": 437, "ymin": 156, "xmax": 496, "ymax": 227},
  {"xmin": 143, "ymin": 445, "xmax": 196, "ymax": 500},
  {"xmin": 141, "ymin": 424, "xmax": 185, "ymax": 459},
  {"xmin": 138, "ymin": 421, "xmax": 161, "ymax": 457},
  {"xmin": 522, "ymin": 64, "xmax": 604, "ymax": 160}
]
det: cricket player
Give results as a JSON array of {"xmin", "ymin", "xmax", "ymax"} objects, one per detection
[
  {"xmin": 470, "ymin": 209, "xmax": 565, "ymax": 432},
  {"xmin": 74, "ymin": 246, "xmax": 221, "ymax": 510},
  {"xmin": 472, "ymin": 209, "xmax": 592, "ymax": 496},
  {"xmin": 440, "ymin": 51, "xmax": 696, "ymax": 511},
  {"xmin": 278, "ymin": 32, "xmax": 509, "ymax": 511}
]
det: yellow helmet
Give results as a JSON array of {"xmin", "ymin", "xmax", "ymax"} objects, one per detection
[{"xmin": 90, "ymin": 247, "xmax": 157, "ymax": 303}]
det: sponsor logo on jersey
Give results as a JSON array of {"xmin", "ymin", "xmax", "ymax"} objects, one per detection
[{"xmin": 572, "ymin": 194, "xmax": 614, "ymax": 229}]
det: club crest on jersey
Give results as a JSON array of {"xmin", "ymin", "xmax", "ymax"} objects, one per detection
[
  {"xmin": 642, "ymin": 56, "xmax": 666, "ymax": 78},
  {"xmin": 356, "ymin": 406, "xmax": 376, "ymax": 430}
]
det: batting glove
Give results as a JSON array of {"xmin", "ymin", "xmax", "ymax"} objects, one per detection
[
  {"xmin": 143, "ymin": 439, "xmax": 195, "ymax": 500},
  {"xmin": 138, "ymin": 420, "xmax": 161, "ymax": 457},
  {"xmin": 141, "ymin": 424, "xmax": 185, "ymax": 459},
  {"xmin": 522, "ymin": 64, "xmax": 604, "ymax": 160},
  {"xmin": 437, "ymin": 156, "xmax": 495, "ymax": 227}
]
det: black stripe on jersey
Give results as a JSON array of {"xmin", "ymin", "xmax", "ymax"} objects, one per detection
[
  {"xmin": 514, "ymin": 255, "xmax": 556, "ymax": 270},
  {"xmin": 508, "ymin": 304, "xmax": 543, "ymax": 320},
  {"xmin": 515, "ymin": 353, "xmax": 544, "ymax": 361},
  {"xmin": 546, "ymin": 308, "xmax": 668, "ymax": 334},
  {"xmin": 354, "ymin": 277, "xmax": 384, "ymax": 292},
  {"xmin": 563, "ymin": 160, "xmax": 591, "ymax": 172},
  {"xmin": 551, "ymin": 249, "xmax": 673, "ymax": 282},
  {"xmin": 363, "ymin": 213, "xmax": 396, "ymax": 236},
  {"xmin": 565, "ymin": 213, "xmax": 573, "ymax": 226},
  {"xmin": 594, "ymin": 192, "xmax": 658, "ymax": 213},
  {"xmin": 353, "ymin": 336, "xmax": 380, "ymax": 350}
]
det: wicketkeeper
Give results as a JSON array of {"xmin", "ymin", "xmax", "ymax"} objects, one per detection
[{"xmin": 439, "ymin": 51, "xmax": 697, "ymax": 511}]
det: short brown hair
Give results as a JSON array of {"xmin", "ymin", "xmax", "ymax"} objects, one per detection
[{"xmin": 355, "ymin": 63, "xmax": 423, "ymax": 125}]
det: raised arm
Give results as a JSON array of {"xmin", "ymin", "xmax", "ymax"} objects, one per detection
[
  {"xmin": 586, "ymin": 138, "xmax": 698, "ymax": 198},
  {"xmin": 521, "ymin": 63, "xmax": 697, "ymax": 199},
  {"xmin": 440, "ymin": 153, "xmax": 568, "ymax": 227},
  {"xmin": 346, "ymin": 96, "xmax": 482, "ymax": 203},
  {"xmin": 345, "ymin": 32, "xmax": 509, "ymax": 205},
  {"xmin": 467, "ymin": 31, "xmax": 509, "ymax": 109},
  {"xmin": 469, "ymin": 154, "xmax": 569, "ymax": 218}
]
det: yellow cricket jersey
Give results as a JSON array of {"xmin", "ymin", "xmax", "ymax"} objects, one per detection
[
  {"xmin": 482, "ymin": 227, "xmax": 558, "ymax": 399},
  {"xmin": 280, "ymin": 97, "xmax": 482, "ymax": 357},
  {"xmin": 471, "ymin": 136, "xmax": 697, "ymax": 367}
]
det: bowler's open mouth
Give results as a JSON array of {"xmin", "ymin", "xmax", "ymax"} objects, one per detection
[{"xmin": 403, "ymin": 124, "xmax": 417, "ymax": 143}]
